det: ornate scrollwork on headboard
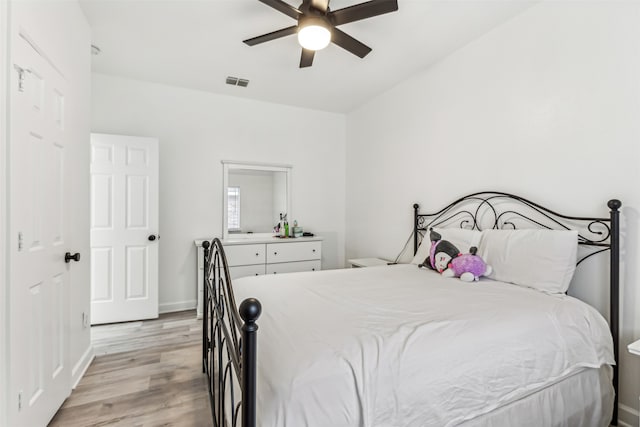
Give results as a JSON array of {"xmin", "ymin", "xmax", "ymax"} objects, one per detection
[{"xmin": 413, "ymin": 192, "xmax": 616, "ymax": 265}]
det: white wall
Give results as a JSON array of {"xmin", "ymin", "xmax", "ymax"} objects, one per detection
[
  {"xmin": 346, "ymin": 1, "xmax": 640, "ymax": 424},
  {"xmin": 91, "ymin": 73, "xmax": 346, "ymax": 312},
  {"xmin": 0, "ymin": 1, "xmax": 8, "ymax": 424}
]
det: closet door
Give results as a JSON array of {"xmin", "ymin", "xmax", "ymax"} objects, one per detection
[
  {"xmin": 8, "ymin": 27, "xmax": 71, "ymax": 427},
  {"xmin": 90, "ymin": 133, "xmax": 159, "ymax": 324}
]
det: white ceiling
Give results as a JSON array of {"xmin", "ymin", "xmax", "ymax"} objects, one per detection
[{"xmin": 79, "ymin": 0, "xmax": 537, "ymax": 113}]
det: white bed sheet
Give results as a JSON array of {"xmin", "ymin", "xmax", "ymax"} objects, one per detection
[{"xmin": 232, "ymin": 264, "xmax": 614, "ymax": 427}]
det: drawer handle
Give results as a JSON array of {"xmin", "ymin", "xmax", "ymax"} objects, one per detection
[
  {"xmin": 273, "ymin": 272, "xmax": 277, "ymax": 274},
  {"xmin": 312, "ymin": 249, "xmax": 316, "ymax": 253},
  {"xmin": 255, "ymin": 273, "xmax": 259, "ymax": 276},
  {"xmin": 256, "ymin": 253, "xmax": 259, "ymax": 256},
  {"xmin": 312, "ymin": 268, "xmax": 315, "ymax": 271},
  {"xmin": 274, "ymin": 252, "xmax": 278, "ymax": 255}
]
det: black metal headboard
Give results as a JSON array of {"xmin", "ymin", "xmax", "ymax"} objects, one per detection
[{"xmin": 412, "ymin": 191, "xmax": 621, "ymax": 425}]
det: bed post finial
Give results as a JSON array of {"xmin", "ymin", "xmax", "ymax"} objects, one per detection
[
  {"xmin": 608, "ymin": 199, "xmax": 621, "ymax": 426},
  {"xmin": 240, "ymin": 298, "xmax": 261, "ymax": 427},
  {"xmin": 608, "ymin": 199, "xmax": 621, "ymax": 211},
  {"xmin": 240, "ymin": 298, "xmax": 262, "ymax": 324}
]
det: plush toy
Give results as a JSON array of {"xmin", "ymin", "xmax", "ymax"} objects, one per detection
[{"xmin": 420, "ymin": 230, "xmax": 492, "ymax": 282}]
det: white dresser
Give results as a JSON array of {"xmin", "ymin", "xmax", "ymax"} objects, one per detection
[{"xmin": 194, "ymin": 236, "xmax": 323, "ymax": 318}]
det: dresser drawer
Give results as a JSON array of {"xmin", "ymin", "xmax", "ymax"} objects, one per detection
[
  {"xmin": 266, "ymin": 241, "xmax": 321, "ymax": 264},
  {"xmin": 198, "ymin": 238, "xmax": 323, "ymax": 318},
  {"xmin": 229, "ymin": 264, "xmax": 266, "ymax": 280},
  {"xmin": 223, "ymin": 244, "xmax": 265, "ymax": 267},
  {"xmin": 266, "ymin": 260, "xmax": 321, "ymax": 275}
]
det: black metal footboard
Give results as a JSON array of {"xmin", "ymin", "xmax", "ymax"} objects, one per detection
[{"xmin": 202, "ymin": 238, "xmax": 260, "ymax": 427}]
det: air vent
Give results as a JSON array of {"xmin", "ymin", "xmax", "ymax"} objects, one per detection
[{"xmin": 226, "ymin": 76, "xmax": 249, "ymax": 88}]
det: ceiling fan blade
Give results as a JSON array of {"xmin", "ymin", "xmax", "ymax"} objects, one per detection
[
  {"xmin": 300, "ymin": 48, "xmax": 315, "ymax": 68},
  {"xmin": 258, "ymin": 0, "xmax": 303, "ymax": 20},
  {"xmin": 330, "ymin": 0, "xmax": 398, "ymax": 26},
  {"xmin": 243, "ymin": 26, "xmax": 298, "ymax": 46},
  {"xmin": 331, "ymin": 28, "xmax": 372, "ymax": 58}
]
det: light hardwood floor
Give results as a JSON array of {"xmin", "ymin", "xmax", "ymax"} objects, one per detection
[{"xmin": 49, "ymin": 310, "xmax": 213, "ymax": 427}]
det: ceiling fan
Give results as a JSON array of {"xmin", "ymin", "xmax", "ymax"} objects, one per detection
[{"xmin": 243, "ymin": 0, "xmax": 399, "ymax": 68}]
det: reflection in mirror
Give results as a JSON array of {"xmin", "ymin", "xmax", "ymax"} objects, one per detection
[{"xmin": 222, "ymin": 162, "xmax": 291, "ymax": 239}]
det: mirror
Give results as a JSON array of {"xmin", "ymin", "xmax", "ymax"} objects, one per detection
[{"xmin": 222, "ymin": 161, "xmax": 292, "ymax": 239}]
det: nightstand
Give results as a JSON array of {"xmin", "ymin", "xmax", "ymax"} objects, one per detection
[
  {"xmin": 629, "ymin": 339, "xmax": 640, "ymax": 417},
  {"xmin": 348, "ymin": 258, "xmax": 392, "ymax": 268}
]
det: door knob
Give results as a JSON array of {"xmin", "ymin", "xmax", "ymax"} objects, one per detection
[
  {"xmin": 65, "ymin": 252, "xmax": 80, "ymax": 263},
  {"xmin": 148, "ymin": 235, "xmax": 157, "ymax": 241}
]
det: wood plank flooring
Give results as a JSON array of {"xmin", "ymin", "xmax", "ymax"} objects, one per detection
[{"xmin": 49, "ymin": 310, "xmax": 213, "ymax": 427}]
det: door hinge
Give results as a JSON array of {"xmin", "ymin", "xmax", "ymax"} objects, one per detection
[
  {"xmin": 18, "ymin": 391, "xmax": 22, "ymax": 411},
  {"xmin": 13, "ymin": 64, "xmax": 26, "ymax": 92},
  {"xmin": 18, "ymin": 232, "xmax": 23, "ymax": 251}
]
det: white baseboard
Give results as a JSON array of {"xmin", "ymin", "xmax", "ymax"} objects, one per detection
[
  {"xmin": 159, "ymin": 300, "xmax": 196, "ymax": 314},
  {"xmin": 71, "ymin": 345, "xmax": 95, "ymax": 389},
  {"xmin": 618, "ymin": 402, "xmax": 639, "ymax": 427}
]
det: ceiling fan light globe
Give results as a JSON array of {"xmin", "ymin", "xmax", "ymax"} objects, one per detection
[{"xmin": 298, "ymin": 25, "xmax": 331, "ymax": 51}]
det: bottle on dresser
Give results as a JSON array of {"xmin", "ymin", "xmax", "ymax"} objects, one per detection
[{"xmin": 280, "ymin": 213, "xmax": 287, "ymax": 237}]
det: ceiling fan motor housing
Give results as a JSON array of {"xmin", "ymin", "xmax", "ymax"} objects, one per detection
[{"xmin": 298, "ymin": 15, "xmax": 330, "ymax": 31}]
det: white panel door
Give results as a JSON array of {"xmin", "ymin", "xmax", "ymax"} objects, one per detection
[
  {"xmin": 90, "ymin": 133, "xmax": 159, "ymax": 324},
  {"xmin": 8, "ymin": 30, "xmax": 71, "ymax": 427}
]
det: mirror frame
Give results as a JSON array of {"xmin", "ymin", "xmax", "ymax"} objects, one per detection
[{"xmin": 222, "ymin": 160, "xmax": 292, "ymax": 240}]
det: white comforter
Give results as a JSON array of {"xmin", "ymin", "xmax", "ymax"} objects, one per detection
[{"xmin": 232, "ymin": 264, "xmax": 614, "ymax": 427}]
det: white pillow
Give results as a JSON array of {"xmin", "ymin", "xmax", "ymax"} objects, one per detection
[
  {"xmin": 411, "ymin": 228, "xmax": 482, "ymax": 265},
  {"xmin": 478, "ymin": 229, "xmax": 578, "ymax": 294}
]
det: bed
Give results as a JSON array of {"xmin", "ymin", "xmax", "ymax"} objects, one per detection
[{"xmin": 202, "ymin": 191, "xmax": 621, "ymax": 427}]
